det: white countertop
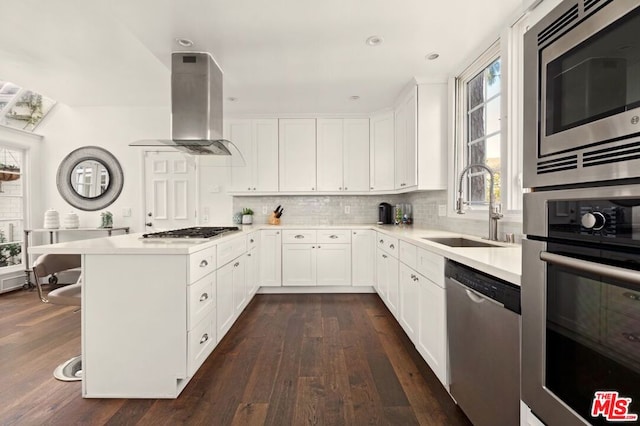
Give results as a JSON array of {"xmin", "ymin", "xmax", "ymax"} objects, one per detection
[{"xmin": 29, "ymin": 224, "xmax": 521, "ymax": 285}]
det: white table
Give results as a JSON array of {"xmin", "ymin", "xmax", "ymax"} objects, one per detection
[{"xmin": 22, "ymin": 227, "xmax": 130, "ymax": 288}]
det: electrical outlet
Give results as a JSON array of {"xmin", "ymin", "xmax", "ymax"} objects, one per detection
[
  {"xmin": 438, "ymin": 204, "xmax": 447, "ymax": 217},
  {"xmin": 262, "ymin": 206, "xmax": 268, "ymax": 215},
  {"xmin": 345, "ymin": 205, "xmax": 351, "ymax": 214}
]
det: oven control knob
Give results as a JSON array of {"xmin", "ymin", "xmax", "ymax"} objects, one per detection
[{"xmin": 581, "ymin": 211, "xmax": 606, "ymax": 230}]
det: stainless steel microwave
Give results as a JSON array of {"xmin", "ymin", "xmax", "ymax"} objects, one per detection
[{"xmin": 523, "ymin": 0, "xmax": 640, "ymax": 189}]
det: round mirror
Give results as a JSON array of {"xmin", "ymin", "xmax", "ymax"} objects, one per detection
[{"xmin": 57, "ymin": 146, "xmax": 123, "ymax": 211}]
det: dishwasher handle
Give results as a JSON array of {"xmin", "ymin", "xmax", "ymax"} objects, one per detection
[{"xmin": 448, "ymin": 277, "xmax": 505, "ymax": 309}]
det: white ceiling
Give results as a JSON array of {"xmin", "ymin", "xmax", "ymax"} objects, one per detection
[{"xmin": 0, "ymin": 0, "xmax": 524, "ymax": 114}]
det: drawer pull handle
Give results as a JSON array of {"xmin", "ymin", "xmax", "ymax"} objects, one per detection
[
  {"xmin": 389, "ymin": 244, "xmax": 395, "ymax": 249},
  {"xmin": 247, "ymin": 253, "xmax": 252, "ymax": 257},
  {"xmin": 413, "ymin": 277, "xmax": 419, "ymax": 282},
  {"xmin": 295, "ymin": 235, "xmax": 305, "ymax": 239},
  {"xmin": 379, "ymin": 239, "xmax": 384, "ymax": 244},
  {"xmin": 250, "ymin": 238, "xmax": 254, "ymax": 243},
  {"xmin": 276, "ymin": 231, "xmax": 280, "ymax": 235},
  {"xmin": 200, "ymin": 333, "xmax": 209, "ymax": 344},
  {"xmin": 623, "ymin": 292, "xmax": 640, "ymax": 301},
  {"xmin": 234, "ymin": 262, "xmax": 240, "ymax": 267},
  {"xmin": 382, "ymin": 254, "xmax": 388, "ymax": 259},
  {"xmin": 199, "ymin": 293, "xmax": 209, "ymax": 302},
  {"xmin": 199, "ymin": 260, "xmax": 208, "ymax": 268},
  {"xmin": 410, "ymin": 274, "xmax": 416, "ymax": 279},
  {"xmin": 623, "ymin": 332, "xmax": 639, "ymax": 343},
  {"xmin": 329, "ymin": 235, "xmax": 338, "ymax": 239}
]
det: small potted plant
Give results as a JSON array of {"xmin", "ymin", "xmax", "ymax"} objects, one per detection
[{"xmin": 241, "ymin": 208, "xmax": 254, "ymax": 225}]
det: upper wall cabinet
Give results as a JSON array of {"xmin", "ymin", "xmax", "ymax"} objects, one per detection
[
  {"xmin": 417, "ymin": 84, "xmax": 447, "ymax": 190},
  {"xmin": 395, "ymin": 87, "xmax": 418, "ymax": 190},
  {"xmin": 279, "ymin": 119, "xmax": 317, "ymax": 192},
  {"xmin": 317, "ymin": 118, "xmax": 369, "ymax": 192},
  {"xmin": 227, "ymin": 119, "xmax": 279, "ymax": 193},
  {"xmin": 369, "ymin": 111, "xmax": 395, "ymax": 192}
]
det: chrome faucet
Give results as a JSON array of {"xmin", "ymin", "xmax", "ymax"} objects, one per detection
[{"xmin": 456, "ymin": 164, "xmax": 503, "ymax": 241}]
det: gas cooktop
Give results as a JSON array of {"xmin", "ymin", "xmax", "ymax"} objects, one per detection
[{"xmin": 142, "ymin": 226, "xmax": 240, "ymax": 239}]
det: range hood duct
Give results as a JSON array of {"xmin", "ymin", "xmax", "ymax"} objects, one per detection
[{"xmin": 130, "ymin": 52, "xmax": 238, "ymax": 156}]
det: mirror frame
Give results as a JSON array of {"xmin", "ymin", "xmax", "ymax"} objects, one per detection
[{"xmin": 56, "ymin": 146, "xmax": 124, "ymax": 211}]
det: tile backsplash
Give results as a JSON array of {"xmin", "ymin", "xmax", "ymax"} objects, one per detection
[{"xmin": 233, "ymin": 190, "xmax": 522, "ymax": 241}]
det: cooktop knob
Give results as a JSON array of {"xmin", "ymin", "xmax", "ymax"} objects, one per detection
[{"xmin": 581, "ymin": 211, "xmax": 606, "ymax": 230}]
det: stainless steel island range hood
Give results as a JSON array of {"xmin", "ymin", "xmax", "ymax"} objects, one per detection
[{"xmin": 130, "ymin": 52, "xmax": 237, "ymax": 156}]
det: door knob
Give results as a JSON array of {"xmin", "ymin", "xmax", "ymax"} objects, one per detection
[{"xmin": 145, "ymin": 222, "xmax": 153, "ymax": 227}]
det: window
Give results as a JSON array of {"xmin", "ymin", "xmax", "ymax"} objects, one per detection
[{"xmin": 0, "ymin": 146, "xmax": 24, "ymax": 269}]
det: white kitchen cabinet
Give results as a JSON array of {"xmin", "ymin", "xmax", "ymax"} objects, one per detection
[
  {"xmin": 416, "ymin": 84, "xmax": 447, "ymax": 190},
  {"xmin": 279, "ymin": 118, "xmax": 317, "ymax": 192},
  {"xmin": 232, "ymin": 256, "xmax": 247, "ymax": 314},
  {"xmin": 352, "ymin": 230, "xmax": 375, "ymax": 286},
  {"xmin": 216, "ymin": 260, "xmax": 235, "ymax": 342},
  {"xmin": 282, "ymin": 243, "xmax": 316, "ymax": 286},
  {"xmin": 395, "ymin": 86, "xmax": 417, "ymax": 190},
  {"xmin": 316, "ymin": 244, "xmax": 351, "ymax": 286},
  {"xmin": 246, "ymin": 247, "xmax": 259, "ymax": 298},
  {"xmin": 369, "ymin": 111, "xmax": 395, "ymax": 191},
  {"xmin": 399, "ymin": 263, "xmax": 420, "ymax": 341},
  {"xmin": 417, "ymin": 265, "xmax": 448, "ymax": 387},
  {"xmin": 226, "ymin": 119, "xmax": 279, "ymax": 192},
  {"xmin": 317, "ymin": 118, "xmax": 369, "ymax": 192},
  {"xmin": 375, "ymin": 247, "xmax": 399, "ymax": 316},
  {"xmin": 259, "ymin": 229, "xmax": 281, "ymax": 287}
]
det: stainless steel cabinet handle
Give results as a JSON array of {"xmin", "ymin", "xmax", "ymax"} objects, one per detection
[
  {"xmin": 311, "ymin": 187, "xmax": 315, "ymax": 191},
  {"xmin": 345, "ymin": 187, "xmax": 348, "ymax": 190},
  {"xmin": 200, "ymin": 293, "xmax": 208, "ymax": 302},
  {"xmin": 623, "ymin": 333, "xmax": 639, "ymax": 343},
  {"xmin": 339, "ymin": 187, "xmax": 342, "ymax": 190},
  {"xmin": 414, "ymin": 277, "xmax": 419, "ymax": 282},
  {"xmin": 623, "ymin": 292, "xmax": 640, "ymax": 301},
  {"xmin": 247, "ymin": 253, "xmax": 252, "ymax": 257},
  {"xmin": 276, "ymin": 231, "xmax": 280, "ymax": 235},
  {"xmin": 370, "ymin": 186, "xmax": 374, "ymax": 190},
  {"xmin": 318, "ymin": 245, "xmax": 321, "ymax": 249},
  {"xmin": 253, "ymin": 187, "xmax": 256, "ymax": 190},
  {"xmin": 389, "ymin": 244, "xmax": 395, "ymax": 249},
  {"xmin": 199, "ymin": 260, "xmax": 208, "ymax": 268},
  {"xmin": 329, "ymin": 235, "xmax": 338, "ymax": 239},
  {"xmin": 200, "ymin": 333, "xmax": 209, "ymax": 344},
  {"xmin": 410, "ymin": 274, "xmax": 416, "ymax": 279},
  {"xmin": 379, "ymin": 239, "xmax": 384, "ymax": 244},
  {"xmin": 250, "ymin": 238, "xmax": 254, "ymax": 243},
  {"xmin": 234, "ymin": 262, "xmax": 240, "ymax": 267},
  {"xmin": 382, "ymin": 254, "xmax": 388, "ymax": 259},
  {"xmin": 540, "ymin": 251, "xmax": 640, "ymax": 286},
  {"xmin": 247, "ymin": 187, "xmax": 251, "ymax": 190},
  {"xmin": 295, "ymin": 235, "xmax": 304, "ymax": 239}
]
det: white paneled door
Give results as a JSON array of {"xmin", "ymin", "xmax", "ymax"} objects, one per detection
[{"xmin": 144, "ymin": 151, "xmax": 196, "ymax": 232}]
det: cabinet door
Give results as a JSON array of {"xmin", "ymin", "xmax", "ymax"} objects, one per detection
[
  {"xmin": 316, "ymin": 244, "xmax": 351, "ymax": 286},
  {"xmin": 279, "ymin": 119, "xmax": 317, "ymax": 192},
  {"xmin": 343, "ymin": 118, "xmax": 370, "ymax": 192},
  {"xmin": 246, "ymin": 247, "xmax": 259, "ymax": 298},
  {"xmin": 394, "ymin": 102, "xmax": 407, "ymax": 189},
  {"xmin": 232, "ymin": 257, "xmax": 246, "ymax": 315},
  {"xmin": 253, "ymin": 119, "xmax": 279, "ymax": 192},
  {"xmin": 282, "ymin": 244, "xmax": 316, "ymax": 286},
  {"xmin": 216, "ymin": 261, "xmax": 235, "ymax": 342},
  {"xmin": 395, "ymin": 88, "xmax": 417, "ymax": 189},
  {"xmin": 226, "ymin": 120, "xmax": 253, "ymax": 192},
  {"xmin": 386, "ymin": 255, "xmax": 400, "ymax": 316},
  {"xmin": 316, "ymin": 119, "xmax": 344, "ymax": 191},
  {"xmin": 375, "ymin": 249, "xmax": 388, "ymax": 299},
  {"xmin": 259, "ymin": 230, "xmax": 282, "ymax": 287},
  {"xmin": 418, "ymin": 274, "xmax": 447, "ymax": 386},
  {"xmin": 399, "ymin": 264, "xmax": 420, "ymax": 342},
  {"xmin": 352, "ymin": 230, "xmax": 375, "ymax": 286},
  {"xmin": 370, "ymin": 112, "xmax": 395, "ymax": 191}
]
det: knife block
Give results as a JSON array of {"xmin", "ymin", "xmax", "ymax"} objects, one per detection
[{"xmin": 268, "ymin": 212, "xmax": 280, "ymax": 225}]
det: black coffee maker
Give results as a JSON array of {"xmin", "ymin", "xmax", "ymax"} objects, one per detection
[{"xmin": 378, "ymin": 202, "xmax": 393, "ymax": 224}]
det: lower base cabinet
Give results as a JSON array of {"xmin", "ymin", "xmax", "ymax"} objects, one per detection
[
  {"xmin": 376, "ymin": 248, "xmax": 399, "ymax": 315},
  {"xmin": 217, "ymin": 256, "xmax": 245, "ymax": 343},
  {"xmin": 417, "ymin": 269, "xmax": 447, "ymax": 387},
  {"xmin": 399, "ymin": 263, "xmax": 420, "ymax": 341}
]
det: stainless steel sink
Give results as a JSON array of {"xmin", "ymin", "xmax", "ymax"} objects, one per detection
[{"xmin": 422, "ymin": 237, "xmax": 505, "ymax": 248}]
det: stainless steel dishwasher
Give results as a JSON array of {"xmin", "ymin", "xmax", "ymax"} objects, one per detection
[{"xmin": 446, "ymin": 260, "xmax": 521, "ymax": 426}]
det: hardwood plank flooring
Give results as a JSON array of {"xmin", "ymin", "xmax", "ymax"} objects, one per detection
[{"xmin": 0, "ymin": 289, "xmax": 470, "ymax": 425}]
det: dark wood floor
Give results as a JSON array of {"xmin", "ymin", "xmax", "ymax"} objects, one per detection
[{"xmin": 0, "ymin": 288, "xmax": 470, "ymax": 425}]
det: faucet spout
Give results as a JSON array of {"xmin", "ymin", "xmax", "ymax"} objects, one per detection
[{"xmin": 456, "ymin": 164, "xmax": 503, "ymax": 241}]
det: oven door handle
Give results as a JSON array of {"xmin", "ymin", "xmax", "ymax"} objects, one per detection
[{"xmin": 540, "ymin": 251, "xmax": 640, "ymax": 286}]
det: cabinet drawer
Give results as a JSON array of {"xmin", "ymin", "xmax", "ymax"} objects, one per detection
[
  {"xmin": 218, "ymin": 236, "xmax": 247, "ymax": 267},
  {"xmin": 416, "ymin": 247, "xmax": 444, "ymax": 288},
  {"xmin": 377, "ymin": 233, "xmax": 398, "ymax": 257},
  {"xmin": 282, "ymin": 230, "xmax": 317, "ymax": 244},
  {"xmin": 188, "ymin": 274, "xmax": 215, "ymax": 330},
  {"xmin": 188, "ymin": 311, "xmax": 216, "ymax": 376},
  {"xmin": 190, "ymin": 246, "xmax": 217, "ymax": 283},
  {"xmin": 247, "ymin": 232, "xmax": 260, "ymax": 251},
  {"xmin": 399, "ymin": 241, "xmax": 417, "ymax": 269},
  {"xmin": 317, "ymin": 229, "xmax": 351, "ymax": 244}
]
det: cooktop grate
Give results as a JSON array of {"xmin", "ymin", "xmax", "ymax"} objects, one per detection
[{"xmin": 142, "ymin": 226, "xmax": 240, "ymax": 239}]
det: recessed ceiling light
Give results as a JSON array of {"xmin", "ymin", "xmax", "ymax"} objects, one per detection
[
  {"xmin": 175, "ymin": 38, "xmax": 194, "ymax": 48},
  {"xmin": 365, "ymin": 36, "xmax": 384, "ymax": 46},
  {"xmin": 350, "ymin": 95, "xmax": 360, "ymax": 101},
  {"xmin": 227, "ymin": 97, "xmax": 238, "ymax": 102},
  {"xmin": 425, "ymin": 53, "xmax": 440, "ymax": 61}
]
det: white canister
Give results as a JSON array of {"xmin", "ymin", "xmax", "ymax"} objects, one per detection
[
  {"xmin": 43, "ymin": 208, "xmax": 60, "ymax": 229},
  {"xmin": 63, "ymin": 211, "xmax": 79, "ymax": 229}
]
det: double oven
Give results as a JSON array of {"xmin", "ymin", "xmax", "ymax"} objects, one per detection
[{"xmin": 522, "ymin": 0, "xmax": 640, "ymax": 425}]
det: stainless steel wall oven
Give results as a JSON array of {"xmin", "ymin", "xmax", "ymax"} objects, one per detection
[
  {"xmin": 524, "ymin": 0, "xmax": 640, "ymax": 188},
  {"xmin": 522, "ymin": 185, "xmax": 640, "ymax": 425}
]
